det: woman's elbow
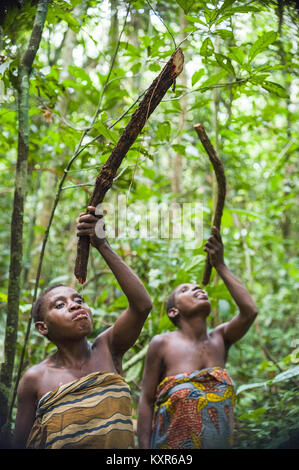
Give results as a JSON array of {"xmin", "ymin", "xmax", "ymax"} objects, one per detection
[{"xmin": 141, "ymin": 299, "xmax": 153, "ymax": 316}]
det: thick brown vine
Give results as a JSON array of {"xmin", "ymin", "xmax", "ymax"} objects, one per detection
[
  {"xmin": 75, "ymin": 48, "xmax": 184, "ymax": 284},
  {"xmin": 194, "ymin": 123, "xmax": 226, "ymax": 286}
]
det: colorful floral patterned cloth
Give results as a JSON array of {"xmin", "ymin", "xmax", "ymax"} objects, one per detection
[{"xmin": 150, "ymin": 367, "xmax": 236, "ymax": 449}]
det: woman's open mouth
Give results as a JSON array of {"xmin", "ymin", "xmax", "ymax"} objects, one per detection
[
  {"xmin": 72, "ymin": 310, "xmax": 89, "ymax": 321},
  {"xmin": 194, "ymin": 291, "xmax": 208, "ymax": 300}
]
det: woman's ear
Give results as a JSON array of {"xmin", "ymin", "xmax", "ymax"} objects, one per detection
[
  {"xmin": 167, "ymin": 307, "xmax": 180, "ymax": 323},
  {"xmin": 35, "ymin": 321, "xmax": 49, "ymax": 337}
]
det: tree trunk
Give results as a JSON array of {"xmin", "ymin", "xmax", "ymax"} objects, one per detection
[{"xmin": 0, "ymin": 0, "xmax": 49, "ymax": 445}]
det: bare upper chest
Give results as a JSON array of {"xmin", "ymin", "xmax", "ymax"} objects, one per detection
[
  {"xmin": 162, "ymin": 332, "xmax": 226, "ymax": 375},
  {"xmin": 36, "ymin": 341, "xmax": 119, "ymax": 402}
]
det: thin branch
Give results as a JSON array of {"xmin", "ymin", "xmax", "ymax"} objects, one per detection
[{"xmin": 145, "ymin": 0, "xmax": 177, "ymax": 49}]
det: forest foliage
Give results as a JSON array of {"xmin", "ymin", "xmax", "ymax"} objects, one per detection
[{"xmin": 0, "ymin": 0, "xmax": 298, "ymax": 448}]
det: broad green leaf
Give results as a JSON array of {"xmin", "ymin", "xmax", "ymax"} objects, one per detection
[
  {"xmin": 232, "ymin": 6, "xmax": 260, "ymax": 13},
  {"xmin": 68, "ymin": 65, "xmax": 92, "ymax": 86},
  {"xmin": 199, "ymin": 70, "xmax": 227, "ymax": 89},
  {"xmin": 239, "ymin": 407, "xmax": 267, "ymax": 420},
  {"xmin": 219, "ymin": 0, "xmax": 236, "ymax": 12},
  {"xmin": 200, "ymin": 37, "xmax": 214, "ymax": 57},
  {"xmin": 191, "ymin": 69, "xmax": 205, "ymax": 86},
  {"xmin": 0, "ymin": 292, "xmax": 7, "ymax": 302},
  {"xmin": 139, "ymin": 34, "xmax": 151, "ymax": 48},
  {"xmin": 172, "ymin": 144, "xmax": 186, "ymax": 155},
  {"xmin": 111, "ymin": 296, "xmax": 128, "ymax": 309},
  {"xmin": 0, "ymin": 59, "xmax": 12, "ymax": 76},
  {"xmin": 237, "ymin": 382, "xmax": 268, "ymax": 395},
  {"xmin": 53, "ymin": 7, "xmax": 80, "ymax": 32},
  {"xmin": 204, "ymin": 8, "xmax": 219, "ymax": 26},
  {"xmin": 228, "ymin": 47, "xmax": 245, "ymax": 65},
  {"xmin": 261, "ymin": 81, "xmax": 289, "ymax": 98},
  {"xmin": 185, "ymin": 15, "xmax": 206, "ymax": 26},
  {"xmin": 157, "ymin": 121, "xmax": 171, "ymax": 141},
  {"xmin": 123, "ymin": 345, "xmax": 148, "ymax": 371},
  {"xmin": 215, "ymin": 53, "xmax": 236, "ymax": 76},
  {"xmin": 214, "ymin": 29, "xmax": 234, "ymax": 39},
  {"xmin": 95, "ymin": 121, "xmax": 119, "ymax": 144},
  {"xmin": 248, "ymin": 31, "xmax": 278, "ymax": 63},
  {"xmin": 125, "ymin": 360, "xmax": 143, "ymax": 383},
  {"xmin": 228, "ymin": 208, "xmax": 266, "ymax": 220},
  {"xmin": 249, "ymin": 74, "xmax": 270, "ymax": 84},
  {"xmin": 271, "ymin": 365, "xmax": 299, "ymax": 383},
  {"xmin": 175, "ymin": 0, "xmax": 196, "ymax": 14},
  {"xmin": 237, "ymin": 366, "xmax": 299, "ymax": 395},
  {"xmin": 149, "ymin": 63, "xmax": 161, "ymax": 72},
  {"xmin": 221, "ymin": 209, "xmax": 233, "ymax": 227},
  {"xmin": 182, "ymin": 255, "xmax": 205, "ymax": 273}
]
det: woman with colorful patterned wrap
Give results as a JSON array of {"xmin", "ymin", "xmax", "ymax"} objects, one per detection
[
  {"xmin": 137, "ymin": 226, "xmax": 257, "ymax": 449},
  {"xmin": 151, "ymin": 368, "xmax": 235, "ymax": 449}
]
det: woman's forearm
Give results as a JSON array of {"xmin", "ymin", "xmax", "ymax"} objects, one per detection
[
  {"xmin": 216, "ymin": 263, "xmax": 257, "ymax": 317},
  {"xmin": 96, "ymin": 239, "xmax": 152, "ymax": 314}
]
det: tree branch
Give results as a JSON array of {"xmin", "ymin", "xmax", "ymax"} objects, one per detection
[
  {"xmin": 194, "ymin": 123, "xmax": 226, "ymax": 285},
  {"xmin": 75, "ymin": 48, "xmax": 185, "ymax": 284}
]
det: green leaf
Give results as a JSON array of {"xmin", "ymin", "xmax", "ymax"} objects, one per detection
[
  {"xmin": 68, "ymin": 65, "xmax": 92, "ymax": 86},
  {"xmin": 228, "ymin": 207, "xmax": 266, "ymax": 220},
  {"xmin": 0, "ymin": 59, "xmax": 12, "ymax": 76},
  {"xmin": 185, "ymin": 15, "xmax": 206, "ymax": 26},
  {"xmin": 199, "ymin": 70, "xmax": 227, "ymax": 89},
  {"xmin": 125, "ymin": 360, "xmax": 143, "ymax": 383},
  {"xmin": 261, "ymin": 81, "xmax": 289, "ymax": 98},
  {"xmin": 172, "ymin": 144, "xmax": 186, "ymax": 155},
  {"xmin": 149, "ymin": 63, "xmax": 161, "ymax": 72},
  {"xmin": 248, "ymin": 31, "xmax": 278, "ymax": 63},
  {"xmin": 0, "ymin": 292, "xmax": 8, "ymax": 302},
  {"xmin": 200, "ymin": 37, "xmax": 214, "ymax": 57},
  {"xmin": 95, "ymin": 120, "xmax": 119, "ymax": 144},
  {"xmin": 215, "ymin": 53, "xmax": 235, "ymax": 76},
  {"xmin": 228, "ymin": 47, "xmax": 245, "ymax": 65},
  {"xmin": 176, "ymin": 0, "xmax": 196, "ymax": 14},
  {"xmin": 139, "ymin": 34, "xmax": 151, "ymax": 48},
  {"xmin": 156, "ymin": 121, "xmax": 171, "ymax": 141},
  {"xmin": 214, "ymin": 29, "xmax": 234, "ymax": 39},
  {"xmin": 239, "ymin": 407, "xmax": 267, "ymax": 421},
  {"xmin": 237, "ymin": 382, "xmax": 268, "ymax": 395},
  {"xmin": 191, "ymin": 69, "xmax": 204, "ymax": 86},
  {"xmin": 249, "ymin": 74, "xmax": 269, "ymax": 85},
  {"xmin": 221, "ymin": 208, "xmax": 233, "ymax": 227},
  {"xmin": 219, "ymin": 0, "xmax": 236, "ymax": 12},
  {"xmin": 52, "ymin": 6, "xmax": 81, "ymax": 32},
  {"xmin": 111, "ymin": 296, "xmax": 128, "ymax": 309},
  {"xmin": 237, "ymin": 366, "xmax": 299, "ymax": 395},
  {"xmin": 181, "ymin": 255, "xmax": 205, "ymax": 273},
  {"xmin": 271, "ymin": 365, "xmax": 299, "ymax": 384}
]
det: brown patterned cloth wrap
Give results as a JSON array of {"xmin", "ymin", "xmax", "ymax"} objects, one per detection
[
  {"xmin": 151, "ymin": 367, "xmax": 236, "ymax": 449},
  {"xmin": 26, "ymin": 371, "xmax": 134, "ymax": 449}
]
